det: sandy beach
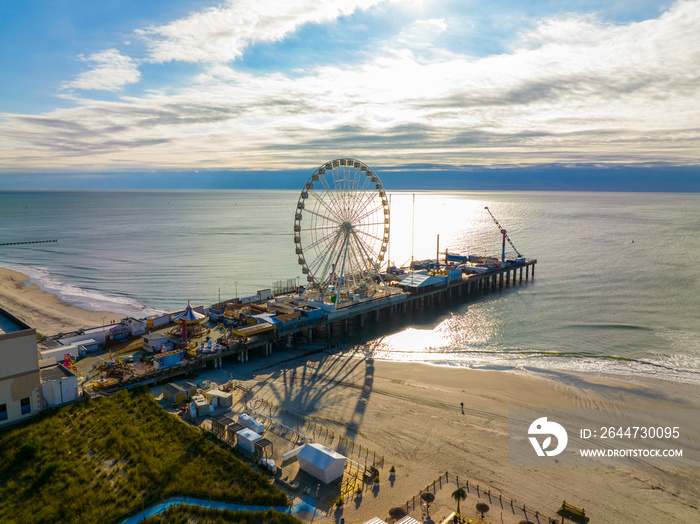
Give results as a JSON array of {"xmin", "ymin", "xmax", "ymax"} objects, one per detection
[
  {"xmin": 218, "ymin": 349, "xmax": 700, "ymax": 524},
  {"xmin": 0, "ymin": 267, "xmax": 125, "ymax": 335}
]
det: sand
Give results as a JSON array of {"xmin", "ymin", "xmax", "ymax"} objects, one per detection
[
  {"xmin": 0, "ymin": 267, "xmax": 125, "ymax": 336},
  {"xmin": 225, "ymin": 349, "xmax": 700, "ymax": 524},
  {"xmin": 3, "ymin": 265, "xmax": 699, "ymax": 523}
]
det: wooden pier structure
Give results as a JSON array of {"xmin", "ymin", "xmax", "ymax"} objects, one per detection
[{"xmin": 89, "ymin": 259, "xmax": 536, "ymax": 394}]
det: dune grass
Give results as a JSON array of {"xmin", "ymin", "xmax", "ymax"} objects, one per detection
[{"xmin": 0, "ymin": 388, "xmax": 291, "ymax": 523}]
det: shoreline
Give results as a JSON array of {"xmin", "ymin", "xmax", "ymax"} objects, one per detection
[
  {"xmin": 0, "ymin": 267, "xmax": 127, "ymax": 336},
  {"xmin": 2, "ymin": 263, "xmax": 698, "ymax": 392}
]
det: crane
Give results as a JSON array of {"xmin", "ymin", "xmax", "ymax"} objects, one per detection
[
  {"xmin": 484, "ymin": 207, "xmax": 521, "ymax": 265},
  {"xmin": 0, "ymin": 239, "xmax": 57, "ymax": 246}
]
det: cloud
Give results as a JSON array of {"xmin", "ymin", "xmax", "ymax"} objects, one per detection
[
  {"xmin": 1, "ymin": 0, "xmax": 699, "ymax": 173},
  {"xmin": 62, "ymin": 49, "xmax": 141, "ymax": 91},
  {"xmin": 136, "ymin": 0, "xmax": 387, "ymax": 63}
]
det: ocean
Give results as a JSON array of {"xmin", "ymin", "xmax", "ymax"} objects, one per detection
[{"xmin": 1, "ymin": 190, "xmax": 698, "ymax": 384}]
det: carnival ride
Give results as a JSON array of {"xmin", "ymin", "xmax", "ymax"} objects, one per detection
[{"xmin": 294, "ymin": 158, "xmax": 391, "ymax": 309}]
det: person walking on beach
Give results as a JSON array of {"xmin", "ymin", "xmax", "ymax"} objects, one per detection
[{"xmin": 460, "ymin": 402, "xmax": 464, "ymax": 411}]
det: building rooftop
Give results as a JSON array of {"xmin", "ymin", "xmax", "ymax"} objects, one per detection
[
  {"xmin": 40, "ymin": 363, "xmax": 76, "ymax": 382},
  {"xmin": 0, "ymin": 308, "xmax": 30, "ymax": 334}
]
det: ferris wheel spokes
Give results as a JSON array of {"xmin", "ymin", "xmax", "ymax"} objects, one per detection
[{"xmin": 294, "ymin": 158, "xmax": 391, "ymax": 309}]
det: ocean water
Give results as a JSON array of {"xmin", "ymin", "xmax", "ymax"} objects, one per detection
[{"xmin": 0, "ymin": 190, "xmax": 698, "ymax": 384}]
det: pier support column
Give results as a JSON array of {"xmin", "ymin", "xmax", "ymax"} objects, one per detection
[
  {"xmin": 286, "ymin": 334, "xmax": 292, "ymax": 347},
  {"xmin": 402, "ymin": 302, "xmax": 407, "ymax": 314},
  {"xmin": 359, "ymin": 314, "xmax": 365, "ymax": 328},
  {"xmin": 519, "ymin": 267, "xmax": 523, "ymax": 283},
  {"xmin": 326, "ymin": 323, "xmax": 331, "ymax": 337},
  {"xmin": 344, "ymin": 318, "xmax": 349, "ymax": 332},
  {"xmin": 307, "ymin": 329, "xmax": 313, "ymax": 343},
  {"xmin": 506, "ymin": 270, "xmax": 510, "ymax": 286},
  {"xmin": 374, "ymin": 309, "xmax": 380, "ymax": 321},
  {"xmin": 526, "ymin": 266, "xmax": 529, "ymax": 281},
  {"xmin": 532, "ymin": 264, "xmax": 535, "ymax": 278}
]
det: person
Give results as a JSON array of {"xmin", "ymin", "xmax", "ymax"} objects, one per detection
[{"xmin": 460, "ymin": 402, "xmax": 464, "ymax": 410}]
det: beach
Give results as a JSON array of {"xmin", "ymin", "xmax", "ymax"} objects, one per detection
[
  {"xmin": 229, "ymin": 351, "xmax": 700, "ymax": 524},
  {"xmin": 0, "ymin": 267, "xmax": 125, "ymax": 335},
  {"xmin": 3, "ymin": 265, "xmax": 700, "ymax": 523}
]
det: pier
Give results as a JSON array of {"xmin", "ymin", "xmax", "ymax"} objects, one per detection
[
  {"xmin": 84, "ymin": 258, "xmax": 536, "ymax": 394},
  {"xmin": 79, "ymin": 158, "xmax": 538, "ymax": 393}
]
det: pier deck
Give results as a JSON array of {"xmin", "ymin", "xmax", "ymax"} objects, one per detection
[{"xmin": 86, "ymin": 259, "xmax": 536, "ymax": 394}]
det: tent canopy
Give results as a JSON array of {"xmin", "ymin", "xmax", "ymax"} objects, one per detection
[{"xmin": 174, "ymin": 301, "xmax": 205, "ymax": 322}]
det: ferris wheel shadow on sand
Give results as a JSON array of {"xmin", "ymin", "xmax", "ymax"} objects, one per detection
[{"xmin": 294, "ymin": 158, "xmax": 391, "ymax": 310}]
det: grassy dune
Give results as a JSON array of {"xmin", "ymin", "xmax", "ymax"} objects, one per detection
[{"xmin": 0, "ymin": 389, "xmax": 291, "ymax": 523}]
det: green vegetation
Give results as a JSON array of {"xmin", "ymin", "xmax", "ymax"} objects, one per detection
[
  {"xmin": 144, "ymin": 506, "xmax": 302, "ymax": 524},
  {"xmin": 0, "ymin": 388, "xmax": 289, "ymax": 523}
]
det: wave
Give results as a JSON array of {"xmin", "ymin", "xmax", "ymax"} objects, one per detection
[
  {"xmin": 567, "ymin": 323, "xmax": 655, "ymax": 331},
  {"xmin": 3, "ymin": 263, "xmax": 164, "ymax": 318},
  {"xmin": 364, "ymin": 346, "xmax": 700, "ymax": 385}
]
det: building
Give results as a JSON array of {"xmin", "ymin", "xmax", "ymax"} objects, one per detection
[
  {"xmin": 143, "ymin": 333, "xmax": 169, "ymax": 353},
  {"xmin": 297, "ymin": 443, "xmax": 346, "ymax": 483},
  {"xmin": 40, "ymin": 363, "xmax": 79, "ymax": 407},
  {"xmin": 0, "ymin": 309, "xmax": 41, "ymax": 428}
]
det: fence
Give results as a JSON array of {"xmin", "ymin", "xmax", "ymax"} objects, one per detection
[
  {"xmin": 394, "ymin": 471, "xmax": 558, "ymax": 524},
  {"xmin": 245, "ymin": 395, "xmax": 384, "ymax": 469}
]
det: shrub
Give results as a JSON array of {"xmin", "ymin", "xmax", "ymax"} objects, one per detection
[{"xmin": 17, "ymin": 438, "xmax": 41, "ymax": 461}]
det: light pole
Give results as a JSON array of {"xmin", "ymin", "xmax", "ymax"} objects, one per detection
[{"xmin": 101, "ymin": 316, "xmax": 111, "ymax": 362}]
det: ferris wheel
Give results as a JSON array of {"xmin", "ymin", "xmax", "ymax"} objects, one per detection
[{"xmin": 294, "ymin": 158, "xmax": 390, "ymax": 309}]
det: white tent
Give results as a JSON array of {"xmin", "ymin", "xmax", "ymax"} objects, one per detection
[
  {"xmin": 238, "ymin": 413, "xmax": 265, "ymax": 434},
  {"xmin": 297, "ymin": 443, "xmax": 346, "ymax": 484},
  {"xmin": 236, "ymin": 427, "xmax": 262, "ymax": 453}
]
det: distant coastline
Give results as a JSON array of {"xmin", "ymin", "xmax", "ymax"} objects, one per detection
[{"xmin": 0, "ymin": 164, "xmax": 698, "ymax": 191}]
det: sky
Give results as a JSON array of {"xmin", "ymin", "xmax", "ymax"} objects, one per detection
[{"xmin": 0, "ymin": 0, "xmax": 699, "ymax": 190}]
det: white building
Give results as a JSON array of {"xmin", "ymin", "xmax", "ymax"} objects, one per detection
[
  {"xmin": 40, "ymin": 363, "xmax": 79, "ymax": 407},
  {"xmin": 236, "ymin": 427, "xmax": 262, "ymax": 453},
  {"xmin": 297, "ymin": 443, "xmax": 346, "ymax": 483},
  {"xmin": 143, "ymin": 333, "xmax": 169, "ymax": 353}
]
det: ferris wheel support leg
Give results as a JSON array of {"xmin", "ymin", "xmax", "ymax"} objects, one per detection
[{"xmin": 333, "ymin": 235, "xmax": 350, "ymax": 310}]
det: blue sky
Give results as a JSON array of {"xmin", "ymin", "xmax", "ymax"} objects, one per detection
[{"xmin": 0, "ymin": 0, "xmax": 698, "ymax": 189}]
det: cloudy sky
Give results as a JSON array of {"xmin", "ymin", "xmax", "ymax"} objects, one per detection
[{"xmin": 0, "ymin": 0, "xmax": 698, "ymax": 189}]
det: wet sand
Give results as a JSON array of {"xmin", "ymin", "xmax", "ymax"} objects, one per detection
[{"xmin": 0, "ymin": 267, "xmax": 125, "ymax": 335}]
